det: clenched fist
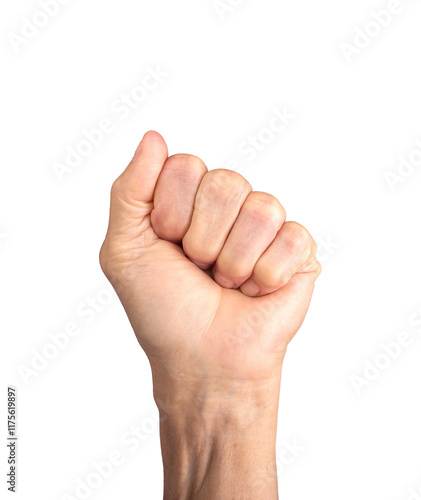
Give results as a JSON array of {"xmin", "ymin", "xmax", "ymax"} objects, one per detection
[{"xmin": 100, "ymin": 131, "xmax": 321, "ymax": 499}]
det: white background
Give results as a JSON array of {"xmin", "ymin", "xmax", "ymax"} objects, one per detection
[{"xmin": 1, "ymin": 0, "xmax": 421, "ymax": 499}]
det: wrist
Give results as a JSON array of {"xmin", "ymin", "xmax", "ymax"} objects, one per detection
[{"xmin": 151, "ymin": 365, "xmax": 282, "ymax": 499}]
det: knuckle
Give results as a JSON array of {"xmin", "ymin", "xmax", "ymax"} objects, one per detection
[
  {"xmin": 167, "ymin": 153, "xmax": 207, "ymax": 173},
  {"xmin": 208, "ymin": 168, "xmax": 247, "ymax": 184},
  {"xmin": 245, "ymin": 192, "xmax": 286, "ymax": 226},
  {"xmin": 202, "ymin": 169, "xmax": 251, "ymax": 201},
  {"xmin": 282, "ymin": 221, "xmax": 311, "ymax": 252}
]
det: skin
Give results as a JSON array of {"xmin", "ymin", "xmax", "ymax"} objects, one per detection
[{"xmin": 100, "ymin": 131, "xmax": 321, "ymax": 499}]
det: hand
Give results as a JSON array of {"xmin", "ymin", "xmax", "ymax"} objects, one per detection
[{"xmin": 100, "ymin": 131, "xmax": 321, "ymax": 499}]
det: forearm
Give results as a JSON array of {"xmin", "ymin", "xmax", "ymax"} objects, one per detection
[{"xmin": 152, "ymin": 368, "xmax": 281, "ymax": 499}]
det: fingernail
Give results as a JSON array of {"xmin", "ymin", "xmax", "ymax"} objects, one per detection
[
  {"xmin": 190, "ymin": 259, "xmax": 211, "ymax": 271},
  {"xmin": 241, "ymin": 280, "xmax": 260, "ymax": 297},
  {"xmin": 132, "ymin": 139, "xmax": 143, "ymax": 161},
  {"xmin": 214, "ymin": 271, "xmax": 235, "ymax": 289}
]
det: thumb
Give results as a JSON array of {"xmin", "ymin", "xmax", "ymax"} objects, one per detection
[{"xmin": 106, "ymin": 130, "xmax": 168, "ymax": 236}]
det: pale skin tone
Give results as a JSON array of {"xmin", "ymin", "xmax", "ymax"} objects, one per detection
[{"xmin": 100, "ymin": 131, "xmax": 321, "ymax": 499}]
